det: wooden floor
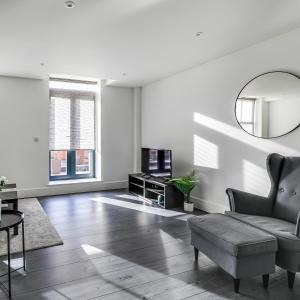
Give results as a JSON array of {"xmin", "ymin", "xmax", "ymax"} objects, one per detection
[{"xmin": 0, "ymin": 189, "xmax": 299, "ymax": 299}]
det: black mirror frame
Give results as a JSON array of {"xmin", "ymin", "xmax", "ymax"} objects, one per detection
[{"xmin": 235, "ymin": 71, "xmax": 300, "ymax": 139}]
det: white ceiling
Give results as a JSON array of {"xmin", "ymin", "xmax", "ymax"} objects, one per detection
[{"xmin": 1, "ymin": 0, "xmax": 300, "ymax": 87}]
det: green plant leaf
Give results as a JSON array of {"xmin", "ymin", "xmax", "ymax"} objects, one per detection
[{"xmin": 168, "ymin": 170, "xmax": 199, "ymax": 196}]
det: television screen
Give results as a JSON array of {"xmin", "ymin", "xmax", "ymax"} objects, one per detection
[{"xmin": 141, "ymin": 148, "xmax": 172, "ymax": 177}]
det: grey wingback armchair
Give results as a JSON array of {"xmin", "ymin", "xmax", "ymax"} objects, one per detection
[{"xmin": 226, "ymin": 153, "xmax": 300, "ymax": 288}]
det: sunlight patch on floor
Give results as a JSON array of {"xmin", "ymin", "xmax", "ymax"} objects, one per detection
[
  {"xmin": 40, "ymin": 290, "xmax": 67, "ymax": 300},
  {"xmin": 91, "ymin": 196, "xmax": 186, "ymax": 217},
  {"xmin": 2, "ymin": 258, "xmax": 26, "ymax": 276},
  {"xmin": 175, "ymin": 214, "xmax": 194, "ymax": 221},
  {"xmin": 81, "ymin": 244, "xmax": 105, "ymax": 256},
  {"xmin": 55, "ymin": 246, "xmax": 208, "ymax": 300},
  {"xmin": 117, "ymin": 193, "xmax": 143, "ymax": 202}
]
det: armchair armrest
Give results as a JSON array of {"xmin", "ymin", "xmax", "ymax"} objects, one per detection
[
  {"xmin": 226, "ymin": 188, "xmax": 273, "ymax": 216},
  {"xmin": 295, "ymin": 212, "xmax": 300, "ymax": 237}
]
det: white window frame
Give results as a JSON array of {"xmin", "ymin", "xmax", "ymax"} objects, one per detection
[
  {"xmin": 48, "ymin": 76, "xmax": 101, "ymax": 181},
  {"xmin": 236, "ymin": 98, "xmax": 256, "ymax": 135}
]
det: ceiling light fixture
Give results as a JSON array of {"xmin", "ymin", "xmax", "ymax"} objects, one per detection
[
  {"xmin": 196, "ymin": 32, "xmax": 203, "ymax": 37},
  {"xmin": 65, "ymin": 1, "xmax": 75, "ymax": 8}
]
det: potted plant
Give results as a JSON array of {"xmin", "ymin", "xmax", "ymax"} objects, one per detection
[
  {"xmin": 0, "ymin": 176, "xmax": 8, "ymax": 192},
  {"xmin": 168, "ymin": 170, "xmax": 198, "ymax": 212},
  {"xmin": 0, "ymin": 176, "xmax": 8, "ymax": 222}
]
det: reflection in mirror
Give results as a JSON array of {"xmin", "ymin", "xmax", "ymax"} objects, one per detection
[{"xmin": 235, "ymin": 72, "xmax": 300, "ymax": 138}]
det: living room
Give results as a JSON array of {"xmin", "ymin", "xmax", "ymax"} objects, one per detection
[{"xmin": 0, "ymin": 0, "xmax": 300, "ymax": 299}]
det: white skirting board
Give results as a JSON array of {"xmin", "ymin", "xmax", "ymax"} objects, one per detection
[
  {"xmin": 191, "ymin": 195, "xmax": 227, "ymax": 213},
  {"xmin": 17, "ymin": 180, "xmax": 128, "ymax": 198},
  {"xmin": 18, "ymin": 181, "xmax": 228, "ymax": 214}
]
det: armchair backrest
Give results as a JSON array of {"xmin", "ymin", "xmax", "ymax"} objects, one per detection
[{"xmin": 268, "ymin": 153, "xmax": 300, "ymax": 224}]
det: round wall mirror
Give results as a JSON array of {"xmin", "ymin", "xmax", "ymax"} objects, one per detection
[{"xmin": 235, "ymin": 71, "xmax": 300, "ymax": 138}]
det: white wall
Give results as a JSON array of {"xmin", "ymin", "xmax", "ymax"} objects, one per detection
[
  {"xmin": 101, "ymin": 85, "xmax": 134, "ymax": 181},
  {"xmin": 0, "ymin": 76, "xmax": 134, "ymax": 197},
  {"xmin": 133, "ymin": 87, "xmax": 142, "ymax": 173},
  {"xmin": 0, "ymin": 77, "xmax": 49, "ymax": 191},
  {"xmin": 142, "ymin": 28, "xmax": 300, "ymax": 212}
]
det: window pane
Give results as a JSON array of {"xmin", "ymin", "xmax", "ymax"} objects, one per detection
[
  {"xmin": 79, "ymin": 99, "xmax": 95, "ymax": 149},
  {"xmin": 50, "ymin": 151, "xmax": 68, "ymax": 176},
  {"xmin": 241, "ymin": 100, "xmax": 254, "ymax": 122},
  {"xmin": 70, "ymin": 99, "xmax": 95, "ymax": 149},
  {"xmin": 49, "ymin": 97, "xmax": 71, "ymax": 150},
  {"xmin": 76, "ymin": 150, "xmax": 93, "ymax": 175}
]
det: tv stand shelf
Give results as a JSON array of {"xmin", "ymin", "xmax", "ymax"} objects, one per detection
[{"xmin": 128, "ymin": 174, "xmax": 183, "ymax": 209}]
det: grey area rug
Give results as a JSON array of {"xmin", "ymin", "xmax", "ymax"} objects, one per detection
[{"xmin": 0, "ymin": 198, "xmax": 63, "ymax": 256}]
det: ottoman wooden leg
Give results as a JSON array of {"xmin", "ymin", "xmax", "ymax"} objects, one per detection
[
  {"xmin": 287, "ymin": 271, "xmax": 295, "ymax": 289},
  {"xmin": 194, "ymin": 247, "xmax": 199, "ymax": 261},
  {"xmin": 262, "ymin": 274, "xmax": 269, "ymax": 289},
  {"xmin": 233, "ymin": 278, "xmax": 240, "ymax": 293}
]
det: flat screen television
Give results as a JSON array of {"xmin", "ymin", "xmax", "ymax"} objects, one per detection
[{"xmin": 141, "ymin": 148, "xmax": 172, "ymax": 178}]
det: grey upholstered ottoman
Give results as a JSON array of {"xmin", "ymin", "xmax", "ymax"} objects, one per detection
[{"xmin": 188, "ymin": 214, "xmax": 277, "ymax": 293}]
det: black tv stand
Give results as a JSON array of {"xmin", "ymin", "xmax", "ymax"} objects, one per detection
[
  {"xmin": 141, "ymin": 174, "xmax": 151, "ymax": 179},
  {"xmin": 128, "ymin": 173, "xmax": 183, "ymax": 209}
]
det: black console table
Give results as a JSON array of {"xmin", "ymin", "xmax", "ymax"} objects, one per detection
[
  {"xmin": 0, "ymin": 183, "xmax": 19, "ymax": 235},
  {"xmin": 128, "ymin": 174, "xmax": 183, "ymax": 209},
  {"xmin": 0, "ymin": 210, "xmax": 26, "ymax": 298}
]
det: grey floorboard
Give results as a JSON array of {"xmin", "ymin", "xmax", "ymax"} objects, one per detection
[{"xmin": 0, "ymin": 189, "xmax": 299, "ymax": 300}]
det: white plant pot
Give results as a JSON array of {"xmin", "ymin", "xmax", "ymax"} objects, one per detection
[{"xmin": 184, "ymin": 202, "xmax": 194, "ymax": 212}]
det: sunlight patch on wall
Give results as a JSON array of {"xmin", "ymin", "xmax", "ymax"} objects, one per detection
[
  {"xmin": 194, "ymin": 112, "xmax": 300, "ymax": 156},
  {"xmin": 193, "ymin": 134, "xmax": 218, "ymax": 169},
  {"xmin": 243, "ymin": 160, "xmax": 270, "ymax": 196}
]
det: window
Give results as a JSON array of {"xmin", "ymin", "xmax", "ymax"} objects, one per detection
[
  {"xmin": 49, "ymin": 77, "xmax": 98, "ymax": 180},
  {"xmin": 236, "ymin": 98, "xmax": 256, "ymax": 135}
]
